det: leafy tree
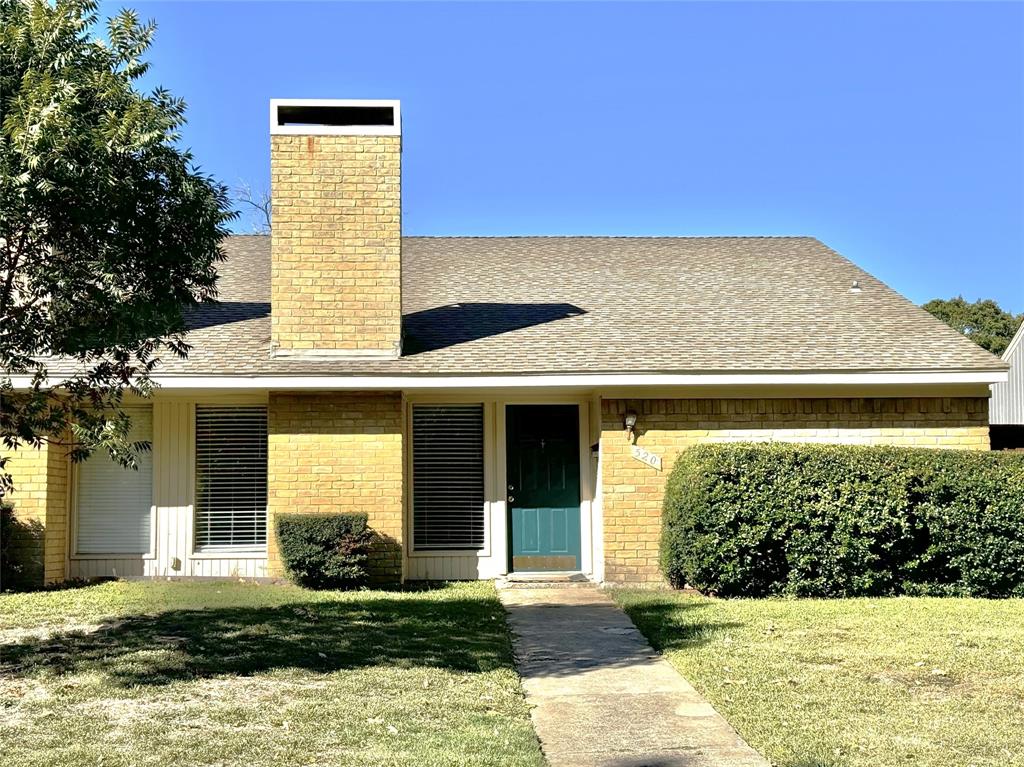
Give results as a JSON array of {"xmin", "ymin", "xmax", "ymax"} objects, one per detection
[
  {"xmin": 923, "ymin": 297, "xmax": 1022, "ymax": 356},
  {"xmin": 0, "ymin": 0, "xmax": 235, "ymax": 496}
]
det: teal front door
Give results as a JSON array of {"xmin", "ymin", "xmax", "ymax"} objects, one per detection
[{"xmin": 507, "ymin": 405, "xmax": 582, "ymax": 572}]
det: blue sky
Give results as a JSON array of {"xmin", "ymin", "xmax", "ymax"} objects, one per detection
[{"xmin": 108, "ymin": 1, "xmax": 1023, "ymax": 312}]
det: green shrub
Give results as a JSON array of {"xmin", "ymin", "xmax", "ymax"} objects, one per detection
[
  {"xmin": 275, "ymin": 513, "xmax": 374, "ymax": 589},
  {"xmin": 1, "ymin": 503, "xmax": 45, "ymax": 591},
  {"xmin": 661, "ymin": 443, "xmax": 1024, "ymax": 598}
]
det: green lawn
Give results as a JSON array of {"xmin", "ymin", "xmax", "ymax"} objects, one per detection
[
  {"xmin": 613, "ymin": 590, "xmax": 1024, "ymax": 767},
  {"xmin": 0, "ymin": 581, "xmax": 543, "ymax": 767}
]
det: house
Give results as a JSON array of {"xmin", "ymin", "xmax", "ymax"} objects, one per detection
[
  {"xmin": 990, "ymin": 323, "xmax": 1024, "ymax": 449},
  {"xmin": 1, "ymin": 99, "xmax": 1009, "ymax": 588}
]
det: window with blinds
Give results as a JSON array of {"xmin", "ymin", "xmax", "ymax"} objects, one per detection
[
  {"xmin": 412, "ymin": 404, "xmax": 486, "ymax": 551},
  {"xmin": 76, "ymin": 407, "xmax": 154, "ymax": 554},
  {"xmin": 194, "ymin": 406, "xmax": 268, "ymax": 551}
]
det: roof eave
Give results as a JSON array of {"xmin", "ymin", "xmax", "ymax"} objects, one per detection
[{"xmin": 8, "ymin": 369, "xmax": 1007, "ymax": 391}]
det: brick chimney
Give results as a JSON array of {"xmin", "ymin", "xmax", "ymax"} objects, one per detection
[{"xmin": 269, "ymin": 99, "xmax": 401, "ymax": 357}]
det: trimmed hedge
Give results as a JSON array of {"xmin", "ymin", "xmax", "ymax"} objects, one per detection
[
  {"xmin": 661, "ymin": 443, "xmax": 1024, "ymax": 598},
  {"xmin": 275, "ymin": 513, "xmax": 374, "ymax": 589}
]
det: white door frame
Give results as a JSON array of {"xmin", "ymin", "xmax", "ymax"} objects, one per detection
[{"xmin": 403, "ymin": 392, "xmax": 598, "ymax": 580}]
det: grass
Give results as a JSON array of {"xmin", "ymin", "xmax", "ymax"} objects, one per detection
[
  {"xmin": 613, "ymin": 591, "xmax": 1024, "ymax": 767},
  {"xmin": 0, "ymin": 580, "xmax": 543, "ymax": 767}
]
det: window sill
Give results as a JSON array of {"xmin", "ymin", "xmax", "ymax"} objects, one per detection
[
  {"xmin": 190, "ymin": 548, "xmax": 268, "ymax": 560},
  {"xmin": 72, "ymin": 552, "xmax": 155, "ymax": 560},
  {"xmin": 409, "ymin": 549, "xmax": 489, "ymax": 558}
]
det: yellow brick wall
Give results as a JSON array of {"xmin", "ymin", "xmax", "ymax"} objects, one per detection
[
  {"xmin": 267, "ymin": 392, "xmax": 404, "ymax": 582},
  {"xmin": 43, "ymin": 443, "xmax": 69, "ymax": 583},
  {"xmin": 600, "ymin": 397, "xmax": 990, "ymax": 585},
  {"xmin": 1, "ymin": 441, "xmax": 68, "ymax": 586},
  {"xmin": 270, "ymin": 134, "xmax": 401, "ymax": 355}
]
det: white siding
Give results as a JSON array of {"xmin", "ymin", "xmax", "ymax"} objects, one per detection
[
  {"xmin": 75, "ymin": 408, "xmax": 154, "ymax": 554},
  {"xmin": 70, "ymin": 397, "xmax": 269, "ymax": 580},
  {"xmin": 187, "ymin": 557, "xmax": 267, "ymax": 578},
  {"xmin": 406, "ymin": 555, "xmax": 484, "ymax": 581},
  {"xmin": 69, "ymin": 558, "xmax": 147, "ymax": 579},
  {"xmin": 991, "ymin": 325, "xmax": 1024, "ymax": 425}
]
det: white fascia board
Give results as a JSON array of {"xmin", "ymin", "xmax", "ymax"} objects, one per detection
[{"xmin": 7, "ymin": 371, "xmax": 1007, "ymax": 391}]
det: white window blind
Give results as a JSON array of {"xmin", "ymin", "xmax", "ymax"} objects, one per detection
[
  {"xmin": 76, "ymin": 408, "xmax": 153, "ymax": 555},
  {"xmin": 194, "ymin": 406, "xmax": 268, "ymax": 551},
  {"xmin": 412, "ymin": 404, "xmax": 485, "ymax": 550}
]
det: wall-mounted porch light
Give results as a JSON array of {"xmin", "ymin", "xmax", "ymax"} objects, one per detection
[{"xmin": 624, "ymin": 410, "xmax": 638, "ymax": 443}]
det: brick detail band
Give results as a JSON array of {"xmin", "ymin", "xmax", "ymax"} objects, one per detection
[{"xmin": 599, "ymin": 397, "xmax": 990, "ymax": 585}]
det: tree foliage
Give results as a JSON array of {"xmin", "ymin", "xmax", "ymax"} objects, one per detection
[
  {"xmin": 0, "ymin": 0, "xmax": 235, "ymax": 496},
  {"xmin": 922, "ymin": 296, "xmax": 1022, "ymax": 356}
]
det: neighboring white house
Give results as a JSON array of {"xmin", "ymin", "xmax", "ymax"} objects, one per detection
[{"xmin": 990, "ymin": 323, "xmax": 1024, "ymax": 449}]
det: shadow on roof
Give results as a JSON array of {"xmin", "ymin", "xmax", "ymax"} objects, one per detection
[
  {"xmin": 184, "ymin": 302, "xmax": 271, "ymax": 331},
  {"xmin": 402, "ymin": 302, "xmax": 586, "ymax": 355}
]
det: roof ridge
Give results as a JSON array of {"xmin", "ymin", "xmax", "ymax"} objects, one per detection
[
  {"xmin": 401, "ymin": 234, "xmax": 818, "ymax": 240},
  {"xmin": 225, "ymin": 234, "xmax": 820, "ymax": 240}
]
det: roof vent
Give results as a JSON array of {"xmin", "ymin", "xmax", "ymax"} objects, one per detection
[
  {"xmin": 270, "ymin": 99, "xmax": 400, "ymax": 136},
  {"xmin": 849, "ymin": 280, "xmax": 862, "ymax": 293}
]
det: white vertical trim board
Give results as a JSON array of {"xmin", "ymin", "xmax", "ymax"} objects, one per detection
[
  {"xmin": 154, "ymin": 400, "xmax": 193, "ymax": 576},
  {"xmin": 590, "ymin": 393, "xmax": 606, "ymax": 583}
]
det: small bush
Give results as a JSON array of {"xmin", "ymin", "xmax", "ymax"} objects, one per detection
[
  {"xmin": 661, "ymin": 443, "xmax": 1024, "ymax": 598},
  {"xmin": 275, "ymin": 513, "xmax": 374, "ymax": 589},
  {"xmin": 1, "ymin": 503, "xmax": 45, "ymax": 591}
]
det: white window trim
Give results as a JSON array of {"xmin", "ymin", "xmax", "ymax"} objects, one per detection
[
  {"xmin": 70, "ymin": 407, "xmax": 158, "ymax": 560},
  {"xmin": 189, "ymin": 404, "xmax": 269, "ymax": 555},
  {"xmin": 406, "ymin": 399, "xmax": 494, "ymax": 558}
]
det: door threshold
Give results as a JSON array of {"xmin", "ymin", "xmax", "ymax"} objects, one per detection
[{"xmin": 501, "ymin": 571, "xmax": 591, "ymax": 584}]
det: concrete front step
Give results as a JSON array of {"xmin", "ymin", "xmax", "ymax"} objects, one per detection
[{"xmin": 496, "ymin": 572, "xmax": 597, "ymax": 589}]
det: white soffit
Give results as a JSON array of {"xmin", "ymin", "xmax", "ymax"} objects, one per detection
[{"xmin": 6, "ymin": 371, "xmax": 1007, "ymax": 391}]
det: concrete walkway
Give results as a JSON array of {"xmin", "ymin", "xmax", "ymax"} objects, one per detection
[{"xmin": 498, "ymin": 586, "xmax": 769, "ymax": 767}]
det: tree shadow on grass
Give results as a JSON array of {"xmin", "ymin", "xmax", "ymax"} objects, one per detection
[
  {"xmin": 617, "ymin": 598, "xmax": 741, "ymax": 653},
  {"xmin": 1, "ymin": 596, "xmax": 512, "ymax": 687},
  {"xmin": 500, "ymin": 595, "xmax": 742, "ymax": 684}
]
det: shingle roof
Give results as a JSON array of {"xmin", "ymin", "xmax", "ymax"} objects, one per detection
[{"xmin": 129, "ymin": 235, "xmax": 1008, "ymax": 375}]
